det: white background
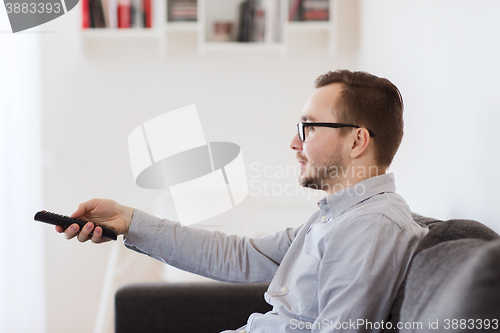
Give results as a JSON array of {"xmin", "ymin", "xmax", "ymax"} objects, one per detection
[{"xmin": 1, "ymin": 1, "xmax": 499, "ymax": 332}]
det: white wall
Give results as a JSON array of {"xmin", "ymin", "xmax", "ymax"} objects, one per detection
[
  {"xmin": 35, "ymin": 1, "xmax": 500, "ymax": 333},
  {"xmin": 354, "ymin": 0, "xmax": 500, "ymax": 230},
  {"xmin": 0, "ymin": 11, "xmax": 46, "ymax": 333}
]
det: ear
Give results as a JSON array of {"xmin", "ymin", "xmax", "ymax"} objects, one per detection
[{"xmin": 349, "ymin": 128, "xmax": 371, "ymax": 159}]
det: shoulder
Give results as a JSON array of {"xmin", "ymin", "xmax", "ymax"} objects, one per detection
[{"xmin": 335, "ymin": 192, "xmax": 422, "ymax": 240}]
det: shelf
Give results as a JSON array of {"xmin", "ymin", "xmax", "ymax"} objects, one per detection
[
  {"xmin": 82, "ymin": 29, "xmax": 160, "ymax": 39},
  {"xmin": 80, "ymin": 0, "xmax": 337, "ymax": 55},
  {"xmin": 286, "ymin": 21, "xmax": 332, "ymax": 31},
  {"xmin": 200, "ymin": 41, "xmax": 285, "ymax": 52},
  {"xmin": 165, "ymin": 22, "xmax": 199, "ymax": 31}
]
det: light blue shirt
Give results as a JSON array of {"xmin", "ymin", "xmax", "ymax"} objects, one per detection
[{"xmin": 124, "ymin": 173, "xmax": 428, "ymax": 332}]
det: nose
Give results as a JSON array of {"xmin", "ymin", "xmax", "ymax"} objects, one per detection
[{"xmin": 290, "ymin": 133, "xmax": 302, "ymax": 151}]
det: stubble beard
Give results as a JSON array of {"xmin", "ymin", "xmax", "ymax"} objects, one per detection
[{"xmin": 299, "ymin": 146, "xmax": 345, "ymax": 192}]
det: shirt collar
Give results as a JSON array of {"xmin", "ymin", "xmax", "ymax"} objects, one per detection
[{"xmin": 317, "ymin": 173, "xmax": 396, "ymax": 220}]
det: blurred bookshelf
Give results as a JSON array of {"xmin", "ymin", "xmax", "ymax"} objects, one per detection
[{"xmin": 80, "ymin": 0, "xmax": 338, "ymax": 55}]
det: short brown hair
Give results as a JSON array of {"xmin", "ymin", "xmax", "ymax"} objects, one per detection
[{"xmin": 315, "ymin": 70, "xmax": 404, "ymax": 167}]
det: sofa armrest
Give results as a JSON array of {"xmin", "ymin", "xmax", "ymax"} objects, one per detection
[{"xmin": 115, "ymin": 282, "xmax": 272, "ymax": 333}]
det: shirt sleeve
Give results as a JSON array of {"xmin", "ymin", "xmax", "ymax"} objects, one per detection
[
  {"xmin": 312, "ymin": 214, "xmax": 420, "ymax": 332},
  {"xmin": 124, "ymin": 209, "xmax": 303, "ymax": 283}
]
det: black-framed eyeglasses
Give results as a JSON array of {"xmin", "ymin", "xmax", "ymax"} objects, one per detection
[{"xmin": 297, "ymin": 122, "xmax": 375, "ymax": 142}]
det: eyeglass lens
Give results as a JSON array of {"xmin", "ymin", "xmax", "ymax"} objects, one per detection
[{"xmin": 297, "ymin": 123, "xmax": 304, "ymax": 142}]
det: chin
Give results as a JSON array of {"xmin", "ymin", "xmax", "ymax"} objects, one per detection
[{"xmin": 300, "ymin": 178, "xmax": 322, "ymax": 191}]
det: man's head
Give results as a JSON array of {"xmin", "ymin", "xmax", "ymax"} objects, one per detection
[{"xmin": 290, "ymin": 70, "xmax": 404, "ymax": 195}]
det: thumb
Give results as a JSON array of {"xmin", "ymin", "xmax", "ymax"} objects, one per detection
[{"xmin": 70, "ymin": 199, "xmax": 99, "ymax": 219}]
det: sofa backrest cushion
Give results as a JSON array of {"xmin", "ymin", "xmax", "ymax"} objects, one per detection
[
  {"xmin": 383, "ymin": 216, "xmax": 499, "ymax": 332},
  {"xmin": 414, "ymin": 218, "xmax": 499, "ymax": 254},
  {"xmin": 398, "ymin": 238, "xmax": 487, "ymax": 331},
  {"xmin": 409, "ymin": 238, "xmax": 500, "ymax": 332}
]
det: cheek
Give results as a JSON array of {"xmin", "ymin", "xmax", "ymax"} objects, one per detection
[{"xmin": 302, "ymin": 143, "xmax": 323, "ymax": 165}]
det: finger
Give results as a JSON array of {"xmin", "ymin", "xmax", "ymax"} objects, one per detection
[
  {"xmin": 77, "ymin": 222, "xmax": 94, "ymax": 242},
  {"xmin": 91, "ymin": 226, "xmax": 106, "ymax": 244},
  {"xmin": 55, "ymin": 225, "xmax": 65, "ymax": 233},
  {"xmin": 71, "ymin": 199, "xmax": 99, "ymax": 219},
  {"xmin": 64, "ymin": 223, "xmax": 81, "ymax": 240}
]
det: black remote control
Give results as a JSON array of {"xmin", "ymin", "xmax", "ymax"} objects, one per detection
[{"xmin": 34, "ymin": 210, "xmax": 118, "ymax": 241}]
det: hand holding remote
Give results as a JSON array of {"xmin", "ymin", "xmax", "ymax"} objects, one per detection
[{"xmin": 56, "ymin": 198, "xmax": 134, "ymax": 244}]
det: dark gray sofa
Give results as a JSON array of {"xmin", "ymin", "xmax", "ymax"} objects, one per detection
[{"xmin": 115, "ymin": 215, "xmax": 500, "ymax": 333}]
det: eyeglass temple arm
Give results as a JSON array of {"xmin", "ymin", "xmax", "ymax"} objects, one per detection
[{"xmin": 310, "ymin": 123, "xmax": 376, "ymax": 137}]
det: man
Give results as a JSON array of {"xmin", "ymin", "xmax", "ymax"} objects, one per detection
[{"xmin": 58, "ymin": 70, "xmax": 428, "ymax": 332}]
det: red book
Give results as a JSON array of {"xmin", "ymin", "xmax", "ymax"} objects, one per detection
[
  {"xmin": 143, "ymin": 0, "xmax": 152, "ymax": 28},
  {"xmin": 118, "ymin": 0, "xmax": 131, "ymax": 28},
  {"xmin": 82, "ymin": 0, "xmax": 90, "ymax": 28},
  {"xmin": 303, "ymin": 10, "xmax": 329, "ymax": 21}
]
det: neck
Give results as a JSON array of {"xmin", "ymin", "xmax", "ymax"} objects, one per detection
[{"xmin": 324, "ymin": 163, "xmax": 386, "ymax": 196}]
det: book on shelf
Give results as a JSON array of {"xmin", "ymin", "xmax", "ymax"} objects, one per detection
[
  {"xmin": 143, "ymin": 0, "xmax": 152, "ymax": 27},
  {"xmin": 89, "ymin": 0, "xmax": 106, "ymax": 28},
  {"xmin": 288, "ymin": 0, "xmax": 329, "ymax": 22},
  {"xmin": 82, "ymin": 0, "xmax": 90, "ymax": 28},
  {"xmin": 117, "ymin": 0, "xmax": 131, "ymax": 28},
  {"xmin": 130, "ymin": 0, "xmax": 139, "ymax": 27},
  {"xmin": 168, "ymin": 0, "xmax": 197, "ymax": 22},
  {"xmin": 235, "ymin": 0, "xmax": 281, "ymax": 43},
  {"xmin": 82, "ymin": 0, "xmax": 153, "ymax": 28}
]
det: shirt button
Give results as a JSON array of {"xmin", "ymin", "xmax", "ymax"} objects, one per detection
[
  {"xmin": 320, "ymin": 215, "xmax": 327, "ymax": 222},
  {"xmin": 238, "ymin": 330, "xmax": 246, "ymax": 333},
  {"xmin": 280, "ymin": 286, "xmax": 288, "ymax": 293}
]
